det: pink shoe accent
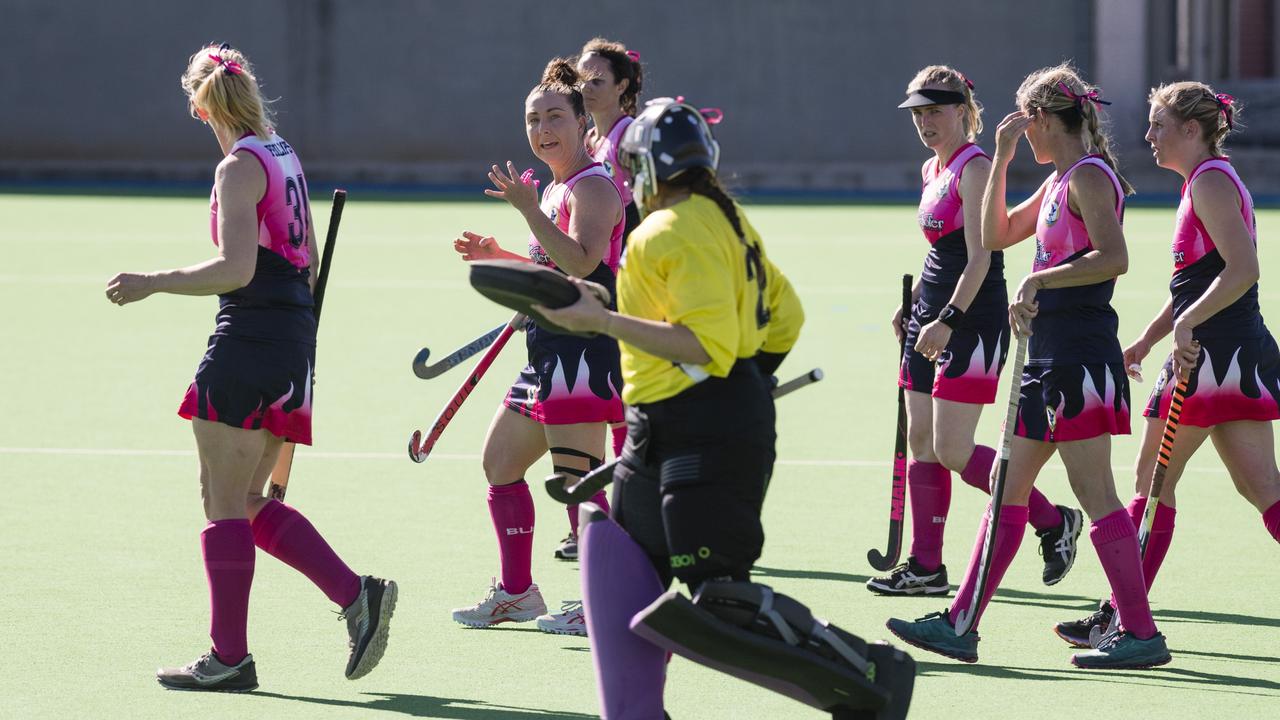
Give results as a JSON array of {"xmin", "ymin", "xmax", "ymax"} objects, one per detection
[
  {"xmin": 907, "ymin": 460, "xmax": 951, "ymax": 571},
  {"xmin": 251, "ymin": 500, "xmax": 361, "ymax": 607},
  {"xmin": 489, "ymin": 480, "xmax": 535, "ymax": 594},
  {"xmin": 1092, "ymin": 509, "xmax": 1158, "ymax": 640},
  {"xmin": 948, "ymin": 504, "xmax": 1029, "ymax": 630},
  {"xmin": 202, "ymin": 519, "xmax": 254, "ymax": 665}
]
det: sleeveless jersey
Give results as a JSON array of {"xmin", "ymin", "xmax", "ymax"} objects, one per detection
[
  {"xmin": 916, "ymin": 143, "xmax": 1004, "ymax": 312},
  {"xmin": 588, "ymin": 115, "xmax": 635, "ymax": 207},
  {"xmin": 529, "ymin": 162, "xmax": 625, "ymax": 293},
  {"xmin": 209, "ymin": 132, "xmax": 315, "ymax": 343},
  {"xmin": 1170, "ymin": 158, "xmax": 1263, "ymax": 338},
  {"xmin": 1028, "ymin": 155, "xmax": 1124, "ymax": 366}
]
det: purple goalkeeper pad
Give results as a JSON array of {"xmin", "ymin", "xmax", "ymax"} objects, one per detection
[
  {"xmin": 630, "ymin": 592, "xmax": 911, "ymax": 718},
  {"xmin": 579, "ymin": 504, "xmax": 668, "ymax": 719}
]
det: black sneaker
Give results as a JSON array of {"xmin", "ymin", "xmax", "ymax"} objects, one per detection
[
  {"xmin": 865, "ymin": 557, "xmax": 950, "ymax": 596},
  {"xmin": 157, "ymin": 651, "xmax": 258, "ymax": 692},
  {"xmin": 342, "ymin": 576, "xmax": 398, "ymax": 679},
  {"xmin": 554, "ymin": 533, "xmax": 579, "ymax": 560},
  {"xmin": 1037, "ymin": 505, "xmax": 1084, "ymax": 586},
  {"xmin": 1054, "ymin": 600, "xmax": 1115, "ymax": 648}
]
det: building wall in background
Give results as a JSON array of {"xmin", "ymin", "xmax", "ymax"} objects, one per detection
[{"xmin": 1, "ymin": 0, "xmax": 1274, "ymax": 194}]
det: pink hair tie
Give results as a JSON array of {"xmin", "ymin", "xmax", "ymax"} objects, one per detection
[
  {"xmin": 1057, "ymin": 81, "xmax": 1109, "ymax": 107},
  {"xmin": 957, "ymin": 71, "xmax": 975, "ymax": 91},
  {"xmin": 625, "ymin": 50, "xmax": 641, "ymax": 63},
  {"xmin": 699, "ymin": 107, "xmax": 724, "ymax": 125},
  {"xmin": 1215, "ymin": 93, "xmax": 1236, "ymax": 129},
  {"xmin": 208, "ymin": 53, "xmax": 242, "ymax": 75}
]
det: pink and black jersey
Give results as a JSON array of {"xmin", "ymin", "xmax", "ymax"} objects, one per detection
[
  {"xmin": 916, "ymin": 143, "xmax": 1004, "ymax": 313},
  {"xmin": 209, "ymin": 132, "xmax": 315, "ymax": 343},
  {"xmin": 529, "ymin": 162, "xmax": 625, "ymax": 294},
  {"xmin": 1170, "ymin": 158, "xmax": 1263, "ymax": 338},
  {"xmin": 589, "ymin": 115, "xmax": 635, "ymax": 207},
  {"xmin": 1028, "ymin": 155, "xmax": 1125, "ymax": 366}
]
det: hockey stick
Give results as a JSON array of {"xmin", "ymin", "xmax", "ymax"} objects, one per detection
[
  {"xmin": 954, "ymin": 331, "xmax": 1027, "ymax": 637},
  {"xmin": 867, "ymin": 274, "xmax": 913, "ymax": 571},
  {"xmin": 407, "ymin": 313, "xmax": 521, "ymax": 463},
  {"xmin": 1138, "ymin": 375, "xmax": 1189, "ymax": 556},
  {"xmin": 413, "ymin": 322, "xmax": 508, "ymax": 379},
  {"xmin": 545, "ymin": 366, "xmax": 825, "ymax": 504},
  {"xmin": 268, "ymin": 189, "xmax": 346, "ymax": 502}
]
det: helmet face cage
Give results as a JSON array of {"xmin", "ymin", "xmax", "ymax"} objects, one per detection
[{"xmin": 619, "ymin": 98, "xmax": 720, "ymax": 217}]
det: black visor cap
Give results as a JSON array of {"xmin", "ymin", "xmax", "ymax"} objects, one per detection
[{"xmin": 898, "ymin": 88, "xmax": 967, "ymax": 108}]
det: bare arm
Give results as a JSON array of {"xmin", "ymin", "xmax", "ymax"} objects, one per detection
[
  {"xmin": 981, "ymin": 112, "xmax": 1045, "ymax": 251},
  {"xmin": 1175, "ymin": 172, "xmax": 1258, "ymax": 330},
  {"xmin": 531, "ymin": 276, "xmax": 711, "ymax": 365},
  {"xmin": 523, "ymin": 175, "xmax": 619, "ymax": 278},
  {"xmin": 947, "ymin": 156, "xmax": 994, "ymax": 311},
  {"xmin": 106, "ymin": 152, "xmax": 263, "ymax": 305}
]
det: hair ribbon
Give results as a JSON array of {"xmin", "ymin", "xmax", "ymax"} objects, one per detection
[
  {"xmin": 1214, "ymin": 93, "xmax": 1236, "ymax": 130},
  {"xmin": 1057, "ymin": 81, "xmax": 1109, "ymax": 107}
]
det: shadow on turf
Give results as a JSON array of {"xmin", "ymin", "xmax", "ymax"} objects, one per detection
[
  {"xmin": 252, "ymin": 691, "xmax": 595, "ymax": 718},
  {"xmin": 916, "ymin": 661, "xmax": 1280, "ymax": 697}
]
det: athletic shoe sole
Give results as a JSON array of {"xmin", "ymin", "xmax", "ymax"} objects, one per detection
[
  {"xmin": 536, "ymin": 623, "xmax": 587, "ymax": 636},
  {"xmin": 1052, "ymin": 626, "xmax": 1093, "ymax": 649},
  {"xmin": 452, "ymin": 611, "xmax": 544, "ymax": 628},
  {"xmin": 884, "ymin": 621, "xmax": 978, "ymax": 664},
  {"xmin": 1043, "ymin": 508, "xmax": 1084, "ymax": 587},
  {"xmin": 1070, "ymin": 654, "xmax": 1172, "ymax": 670},
  {"xmin": 347, "ymin": 580, "xmax": 398, "ymax": 680},
  {"xmin": 553, "ymin": 550, "xmax": 578, "ymax": 561},
  {"xmin": 157, "ymin": 680, "xmax": 259, "ymax": 693},
  {"xmin": 865, "ymin": 582, "xmax": 951, "ymax": 597}
]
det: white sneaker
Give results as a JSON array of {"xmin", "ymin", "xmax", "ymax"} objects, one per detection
[
  {"xmin": 451, "ymin": 578, "xmax": 547, "ymax": 628},
  {"xmin": 536, "ymin": 600, "xmax": 588, "ymax": 636}
]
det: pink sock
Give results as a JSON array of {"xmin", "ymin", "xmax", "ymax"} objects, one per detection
[
  {"xmin": 202, "ymin": 519, "xmax": 254, "ymax": 665},
  {"xmin": 907, "ymin": 460, "xmax": 951, "ymax": 571},
  {"xmin": 489, "ymin": 480, "xmax": 535, "ymax": 594},
  {"xmin": 948, "ymin": 504, "xmax": 1028, "ymax": 630},
  {"xmin": 1264, "ymin": 500, "xmax": 1280, "ymax": 542},
  {"xmin": 251, "ymin": 500, "xmax": 361, "ymax": 608},
  {"xmin": 1120, "ymin": 495, "xmax": 1176, "ymax": 592},
  {"xmin": 611, "ymin": 424, "xmax": 627, "ymax": 458},
  {"xmin": 1092, "ymin": 509, "xmax": 1157, "ymax": 639},
  {"xmin": 958, "ymin": 445, "xmax": 1061, "ymax": 531},
  {"xmin": 568, "ymin": 490, "xmax": 612, "ymax": 536}
]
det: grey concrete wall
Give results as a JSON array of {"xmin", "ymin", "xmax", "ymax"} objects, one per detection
[{"xmin": 0, "ymin": 0, "xmax": 1201, "ymax": 192}]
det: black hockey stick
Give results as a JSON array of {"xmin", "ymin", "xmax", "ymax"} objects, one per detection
[
  {"xmin": 412, "ymin": 322, "xmax": 507, "ymax": 379},
  {"xmin": 268, "ymin": 188, "xmax": 347, "ymax": 501},
  {"xmin": 545, "ymin": 367, "xmax": 824, "ymax": 504},
  {"xmin": 867, "ymin": 274, "xmax": 913, "ymax": 571}
]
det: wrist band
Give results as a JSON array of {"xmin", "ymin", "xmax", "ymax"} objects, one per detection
[{"xmin": 938, "ymin": 304, "xmax": 966, "ymax": 329}]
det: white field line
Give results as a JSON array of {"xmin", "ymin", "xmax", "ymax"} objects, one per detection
[{"xmin": 0, "ymin": 446, "xmax": 1230, "ymax": 472}]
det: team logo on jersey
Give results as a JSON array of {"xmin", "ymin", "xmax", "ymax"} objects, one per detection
[
  {"xmin": 529, "ymin": 244, "xmax": 551, "ymax": 266},
  {"xmin": 935, "ymin": 174, "xmax": 952, "ymax": 199},
  {"xmin": 548, "ymin": 206, "xmax": 559, "ymax": 224},
  {"xmin": 1154, "ymin": 367, "xmax": 1170, "ymax": 396},
  {"xmin": 1172, "ymin": 250, "xmax": 1186, "ymax": 265},
  {"xmin": 1045, "ymin": 200, "xmax": 1061, "ymax": 226},
  {"xmin": 1034, "ymin": 238, "xmax": 1052, "ymax": 265},
  {"xmin": 918, "ymin": 211, "xmax": 945, "ymax": 231},
  {"xmin": 603, "ymin": 159, "xmax": 615, "ymax": 177}
]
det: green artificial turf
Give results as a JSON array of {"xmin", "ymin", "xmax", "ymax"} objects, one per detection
[{"xmin": 2, "ymin": 193, "xmax": 1277, "ymax": 719}]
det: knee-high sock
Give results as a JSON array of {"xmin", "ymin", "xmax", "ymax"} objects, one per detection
[
  {"xmin": 948, "ymin": 504, "xmax": 1028, "ymax": 630},
  {"xmin": 489, "ymin": 480, "xmax": 535, "ymax": 594},
  {"xmin": 1092, "ymin": 509, "xmax": 1157, "ymax": 640},
  {"xmin": 580, "ymin": 508, "xmax": 666, "ymax": 719},
  {"xmin": 1264, "ymin": 500, "xmax": 1280, "ymax": 542},
  {"xmin": 202, "ymin": 519, "xmax": 254, "ymax": 665},
  {"xmin": 1120, "ymin": 495, "xmax": 1175, "ymax": 592},
  {"xmin": 251, "ymin": 499, "xmax": 361, "ymax": 608},
  {"xmin": 957, "ymin": 445, "xmax": 1061, "ymax": 531},
  {"xmin": 568, "ymin": 490, "xmax": 611, "ymax": 537},
  {"xmin": 907, "ymin": 460, "xmax": 951, "ymax": 571},
  {"xmin": 612, "ymin": 424, "xmax": 627, "ymax": 458}
]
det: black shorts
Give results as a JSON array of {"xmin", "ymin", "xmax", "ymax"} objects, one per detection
[
  {"xmin": 503, "ymin": 325, "xmax": 624, "ymax": 425},
  {"xmin": 178, "ymin": 334, "xmax": 315, "ymax": 444},
  {"xmin": 899, "ymin": 299, "xmax": 1009, "ymax": 404},
  {"xmin": 1143, "ymin": 332, "xmax": 1280, "ymax": 427},
  {"xmin": 1015, "ymin": 363, "xmax": 1130, "ymax": 443},
  {"xmin": 611, "ymin": 360, "xmax": 776, "ymax": 587}
]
